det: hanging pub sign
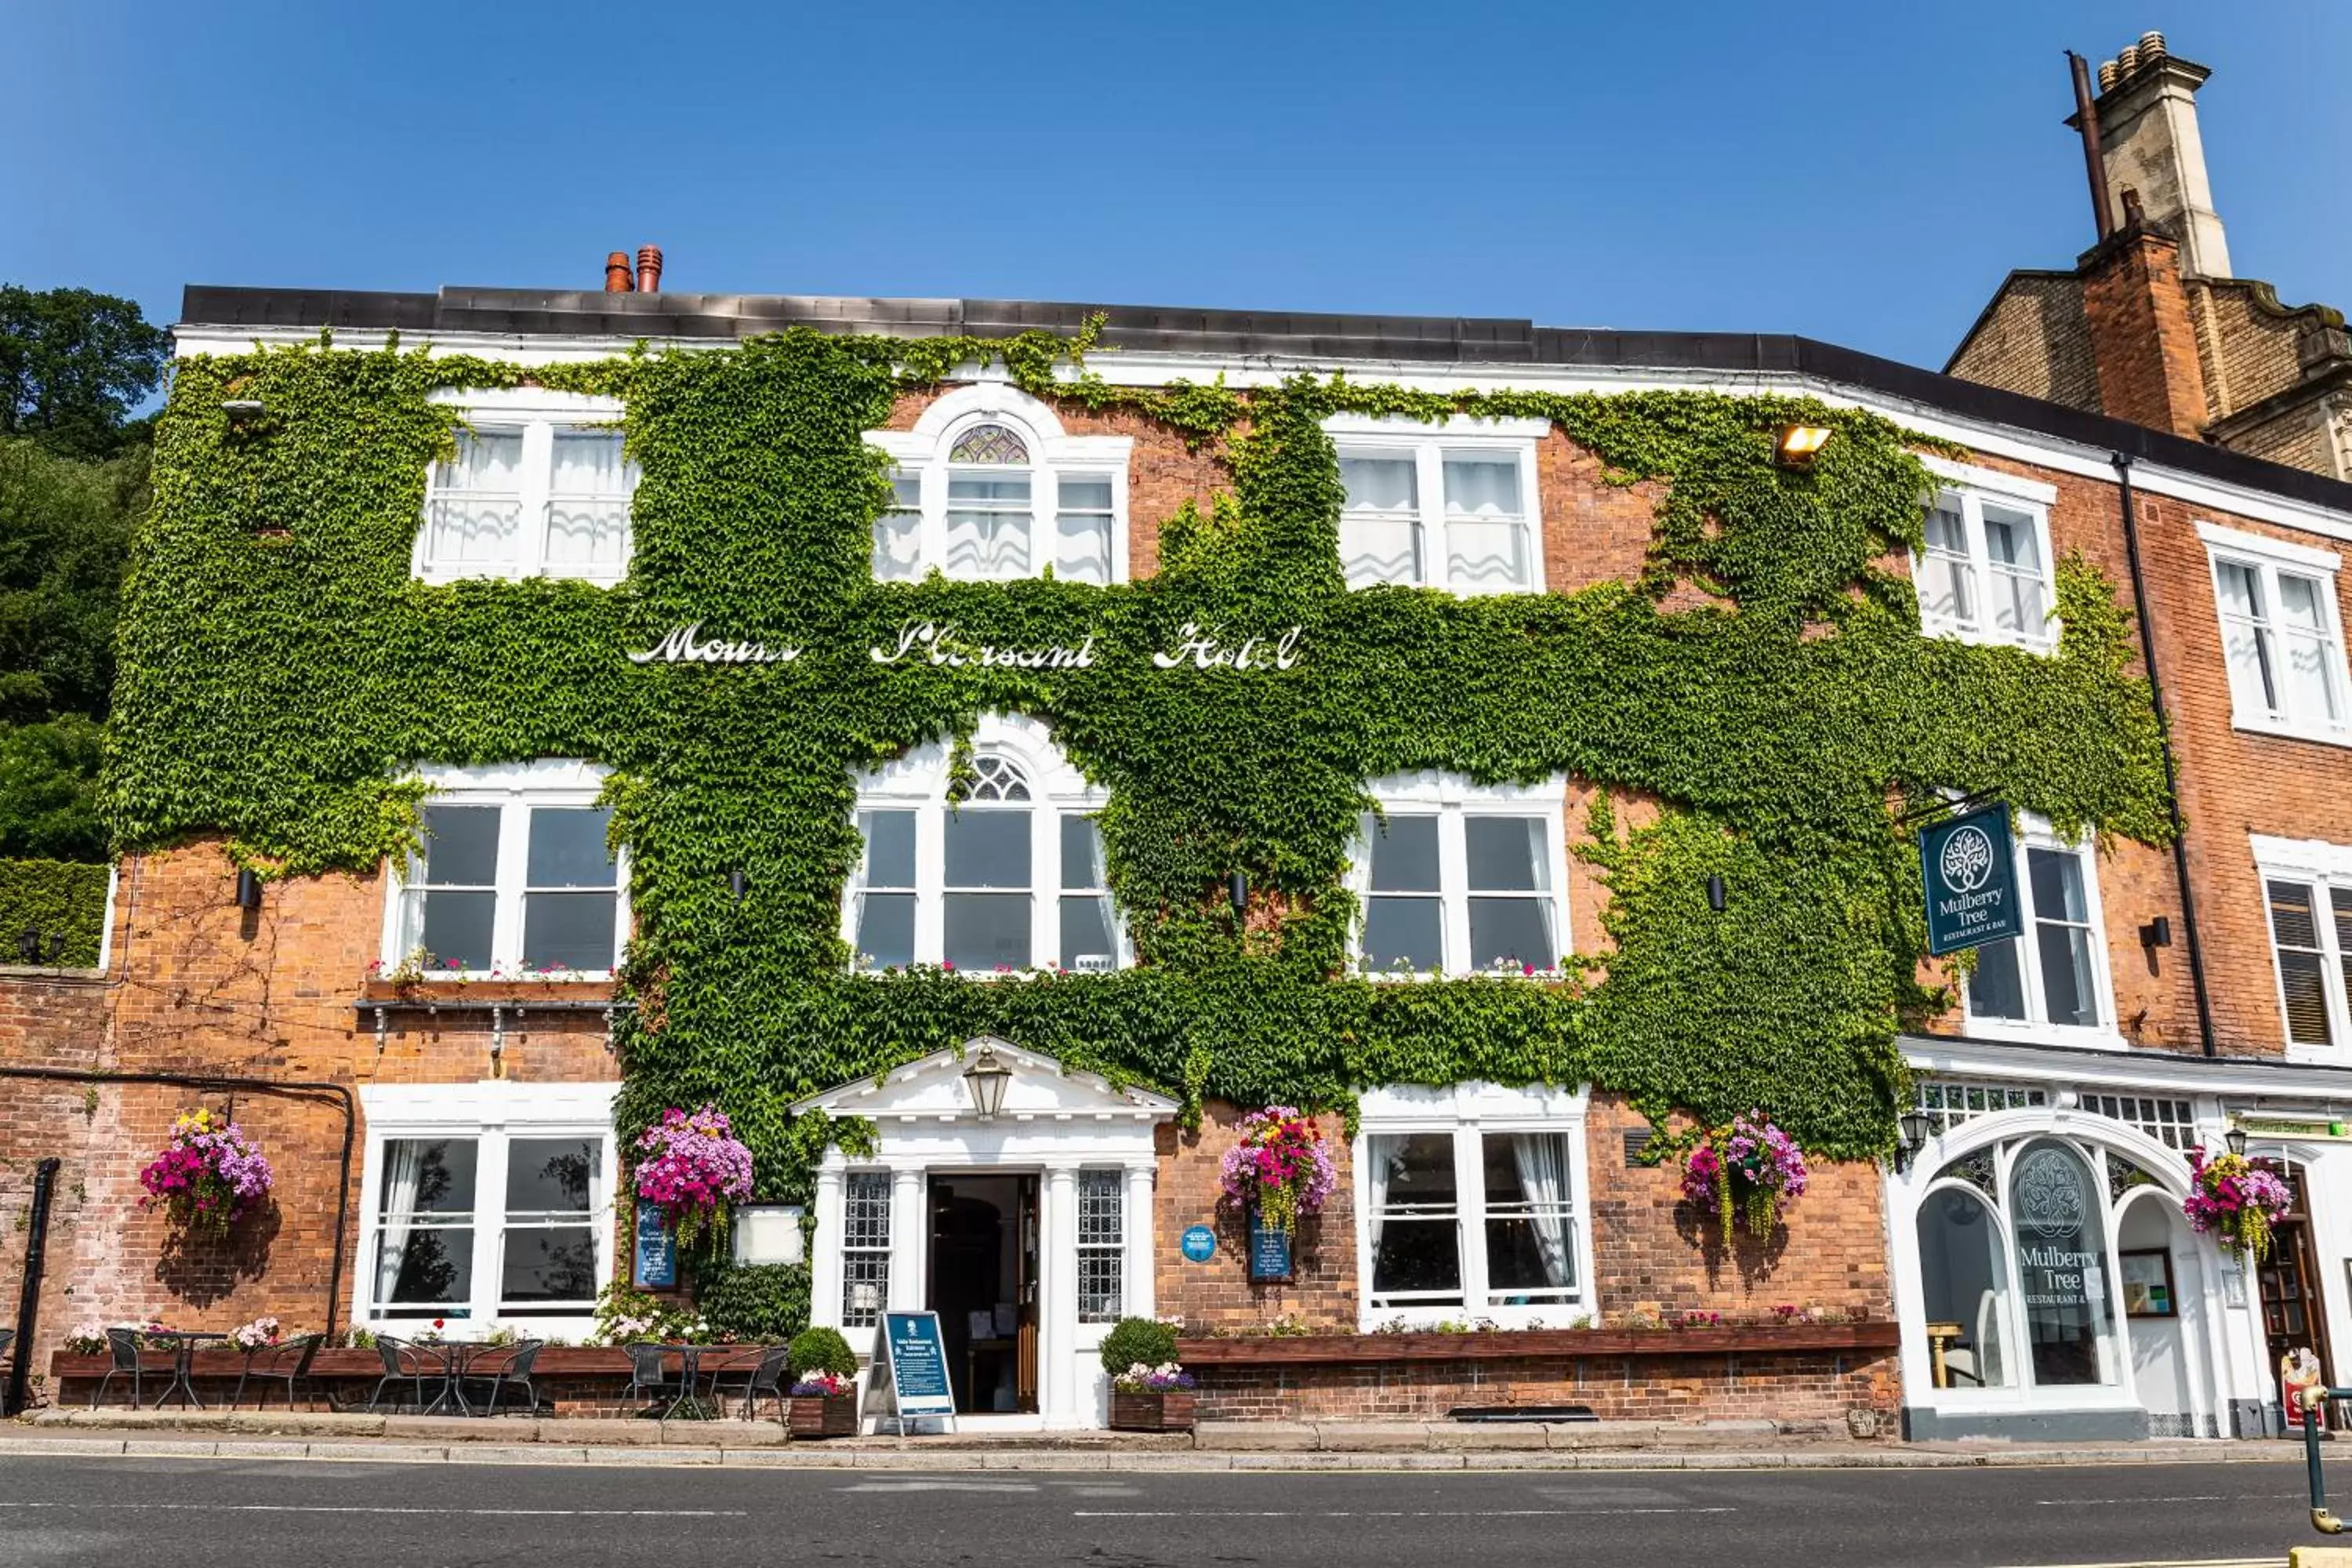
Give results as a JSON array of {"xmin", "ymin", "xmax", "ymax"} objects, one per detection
[
  {"xmin": 632, "ymin": 1200, "xmax": 677, "ymax": 1289},
  {"xmin": 1920, "ymin": 804, "xmax": 2022, "ymax": 956}
]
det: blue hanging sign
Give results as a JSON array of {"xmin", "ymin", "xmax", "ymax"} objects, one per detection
[
  {"xmin": 1920, "ymin": 804, "xmax": 2023, "ymax": 956},
  {"xmin": 1181, "ymin": 1224, "xmax": 1217, "ymax": 1264},
  {"xmin": 633, "ymin": 1200, "xmax": 677, "ymax": 1289},
  {"xmin": 877, "ymin": 1309, "xmax": 956, "ymax": 1422},
  {"xmin": 1247, "ymin": 1209, "xmax": 1292, "ymax": 1282}
]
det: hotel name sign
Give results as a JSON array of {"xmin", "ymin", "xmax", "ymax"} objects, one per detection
[{"xmin": 626, "ymin": 619, "xmax": 1306, "ymax": 673}]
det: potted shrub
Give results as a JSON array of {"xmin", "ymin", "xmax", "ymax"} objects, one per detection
[
  {"xmin": 786, "ymin": 1326, "xmax": 859, "ymax": 1438},
  {"xmin": 1101, "ymin": 1318, "xmax": 1195, "ymax": 1432}
]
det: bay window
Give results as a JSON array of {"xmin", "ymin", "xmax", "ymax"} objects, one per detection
[
  {"xmin": 1911, "ymin": 464, "xmax": 2058, "ymax": 652},
  {"xmin": 1327, "ymin": 418, "xmax": 1545, "ymax": 593},
  {"xmin": 2201, "ymin": 522, "xmax": 2350, "ymax": 744},
  {"xmin": 418, "ymin": 391, "xmax": 634, "ymax": 583},
  {"xmin": 1357, "ymin": 1083, "xmax": 1588, "ymax": 1327},
  {"xmin": 1352, "ymin": 773, "xmax": 1567, "ymax": 976}
]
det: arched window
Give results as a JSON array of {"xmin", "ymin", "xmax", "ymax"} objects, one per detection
[
  {"xmin": 1915, "ymin": 1183, "xmax": 2013, "ymax": 1389},
  {"xmin": 846, "ymin": 720, "xmax": 1120, "ymax": 973},
  {"xmin": 868, "ymin": 390, "xmax": 1131, "ymax": 586},
  {"xmin": 2007, "ymin": 1139, "xmax": 2118, "ymax": 1387}
]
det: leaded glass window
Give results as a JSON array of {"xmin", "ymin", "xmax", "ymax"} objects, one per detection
[
  {"xmin": 842, "ymin": 1172, "xmax": 892, "ymax": 1327},
  {"xmin": 1076, "ymin": 1171, "xmax": 1123, "ymax": 1323}
]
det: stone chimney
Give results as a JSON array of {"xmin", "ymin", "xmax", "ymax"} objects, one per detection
[
  {"xmin": 2082, "ymin": 187, "xmax": 2213, "ymax": 438},
  {"xmin": 2073, "ymin": 32, "xmax": 2232, "ymax": 278}
]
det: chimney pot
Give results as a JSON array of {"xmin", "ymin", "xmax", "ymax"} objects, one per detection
[
  {"xmin": 2098, "ymin": 59, "xmax": 2119, "ymax": 90},
  {"xmin": 637, "ymin": 245, "xmax": 663, "ymax": 295},
  {"xmin": 2138, "ymin": 31, "xmax": 2165, "ymax": 60},
  {"xmin": 604, "ymin": 252, "xmax": 634, "ymax": 293},
  {"xmin": 2119, "ymin": 186, "xmax": 2146, "ymax": 229},
  {"xmin": 2118, "ymin": 42, "xmax": 2141, "ymax": 75}
]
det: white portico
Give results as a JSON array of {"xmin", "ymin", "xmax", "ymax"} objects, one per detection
[{"xmin": 794, "ymin": 1037, "xmax": 1178, "ymax": 1429}]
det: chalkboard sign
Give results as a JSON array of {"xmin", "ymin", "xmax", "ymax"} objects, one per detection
[
  {"xmin": 633, "ymin": 1200, "xmax": 677, "ymax": 1289},
  {"xmin": 875, "ymin": 1310, "xmax": 956, "ymax": 1427},
  {"xmin": 1247, "ymin": 1208, "xmax": 1292, "ymax": 1282}
]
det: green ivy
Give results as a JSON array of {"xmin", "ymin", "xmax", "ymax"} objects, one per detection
[
  {"xmin": 107, "ymin": 328, "xmax": 2171, "ymax": 1188},
  {"xmin": 0, "ymin": 856, "xmax": 109, "ymax": 966}
]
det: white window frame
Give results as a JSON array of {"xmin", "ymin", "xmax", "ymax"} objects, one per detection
[
  {"xmin": 354, "ymin": 1080, "xmax": 619, "ymax": 1341},
  {"xmin": 1957, "ymin": 811, "xmax": 2121, "ymax": 1048},
  {"xmin": 1353, "ymin": 1082, "xmax": 1592, "ymax": 1330},
  {"xmin": 1326, "ymin": 414, "xmax": 1548, "ymax": 595},
  {"xmin": 1348, "ymin": 771, "xmax": 1570, "ymax": 978},
  {"xmin": 843, "ymin": 713, "xmax": 1125, "ymax": 975},
  {"xmin": 1911, "ymin": 458, "xmax": 2060, "ymax": 652},
  {"xmin": 1076, "ymin": 1167, "xmax": 1126, "ymax": 1324},
  {"xmin": 866, "ymin": 384, "xmax": 1132, "ymax": 585},
  {"xmin": 2250, "ymin": 833, "xmax": 2352, "ymax": 1063},
  {"xmin": 2198, "ymin": 521, "xmax": 2352, "ymax": 747},
  {"xmin": 416, "ymin": 389, "xmax": 635, "ymax": 585},
  {"xmin": 379, "ymin": 759, "xmax": 629, "ymax": 980}
]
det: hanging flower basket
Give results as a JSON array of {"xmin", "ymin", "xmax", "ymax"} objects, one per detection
[
  {"xmin": 2182, "ymin": 1145, "xmax": 2292, "ymax": 1259},
  {"xmin": 1218, "ymin": 1107, "xmax": 1337, "ymax": 1239},
  {"xmin": 632, "ymin": 1104, "xmax": 754, "ymax": 1253},
  {"xmin": 1680, "ymin": 1111, "xmax": 1808, "ymax": 1246},
  {"xmin": 137, "ymin": 1109, "xmax": 274, "ymax": 1242}
]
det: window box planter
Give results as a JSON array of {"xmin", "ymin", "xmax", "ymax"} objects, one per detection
[
  {"xmin": 1109, "ymin": 1389, "xmax": 1196, "ymax": 1432},
  {"xmin": 787, "ymin": 1392, "xmax": 858, "ymax": 1439},
  {"xmin": 1174, "ymin": 1318, "xmax": 1894, "ymax": 1366}
]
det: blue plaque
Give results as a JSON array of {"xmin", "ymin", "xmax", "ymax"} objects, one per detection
[
  {"xmin": 877, "ymin": 1310, "xmax": 956, "ymax": 1420},
  {"xmin": 633, "ymin": 1200, "xmax": 677, "ymax": 1289},
  {"xmin": 1247, "ymin": 1209, "xmax": 1291, "ymax": 1282},
  {"xmin": 1920, "ymin": 804, "xmax": 2022, "ymax": 956},
  {"xmin": 1181, "ymin": 1224, "xmax": 1217, "ymax": 1264}
]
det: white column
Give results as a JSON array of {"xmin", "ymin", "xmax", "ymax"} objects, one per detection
[
  {"xmin": 1124, "ymin": 1161, "xmax": 1157, "ymax": 1322},
  {"xmin": 812, "ymin": 1163, "xmax": 846, "ymax": 1331},
  {"xmin": 1040, "ymin": 1165, "xmax": 1078, "ymax": 1426},
  {"xmin": 890, "ymin": 1165, "xmax": 927, "ymax": 1312}
]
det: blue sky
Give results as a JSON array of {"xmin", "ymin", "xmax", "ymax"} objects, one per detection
[{"xmin": 8, "ymin": 1, "xmax": 2347, "ymax": 372}]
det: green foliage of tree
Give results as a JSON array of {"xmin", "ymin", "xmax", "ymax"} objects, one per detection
[
  {"xmin": 0, "ymin": 436, "xmax": 144, "ymax": 720},
  {"xmin": 0, "ymin": 713, "xmax": 107, "ymax": 860},
  {"xmin": 0, "ymin": 286, "xmax": 169, "ymax": 459}
]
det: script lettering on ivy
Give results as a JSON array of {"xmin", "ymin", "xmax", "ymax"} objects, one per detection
[
  {"xmin": 626, "ymin": 624, "xmax": 802, "ymax": 666},
  {"xmin": 869, "ymin": 621, "xmax": 1098, "ymax": 670},
  {"xmin": 1151, "ymin": 622, "xmax": 1305, "ymax": 671}
]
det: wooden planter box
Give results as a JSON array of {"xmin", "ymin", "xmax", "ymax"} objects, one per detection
[
  {"xmin": 1109, "ymin": 1390, "xmax": 1196, "ymax": 1432},
  {"xmin": 787, "ymin": 1393, "xmax": 858, "ymax": 1438},
  {"xmin": 1174, "ymin": 1319, "xmax": 1896, "ymax": 1366}
]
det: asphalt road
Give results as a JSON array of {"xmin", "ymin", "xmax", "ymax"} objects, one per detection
[{"xmin": 0, "ymin": 1456, "xmax": 2332, "ymax": 1567}]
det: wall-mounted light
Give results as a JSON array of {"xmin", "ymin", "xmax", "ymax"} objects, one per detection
[
  {"xmin": 1228, "ymin": 870, "xmax": 1249, "ymax": 919},
  {"xmin": 962, "ymin": 1044, "xmax": 1012, "ymax": 1122},
  {"xmin": 223, "ymin": 398, "xmax": 266, "ymax": 429},
  {"xmin": 1706, "ymin": 873, "xmax": 1726, "ymax": 913},
  {"xmin": 234, "ymin": 868, "xmax": 262, "ymax": 909},
  {"xmin": 728, "ymin": 868, "xmax": 747, "ymax": 906},
  {"xmin": 1895, "ymin": 1108, "xmax": 1933, "ymax": 1173},
  {"xmin": 2139, "ymin": 915, "xmax": 2172, "ymax": 948},
  {"xmin": 1773, "ymin": 424, "xmax": 1834, "ymax": 468},
  {"xmin": 2225, "ymin": 1123, "xmax": 2249, "ymax": 1159}
]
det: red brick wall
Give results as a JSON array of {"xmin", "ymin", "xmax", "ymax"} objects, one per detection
[
  {"xmin": 1154, "ymin": 1103, "xmax": 1356, "ymax": 1334},
  {"xmin": 0, "ymin": 969, "xmax": 110, "ymax": 1407},
  {"xmin": 2085, "ymin": 230, "xmax": 2212, "ymax": 438}
]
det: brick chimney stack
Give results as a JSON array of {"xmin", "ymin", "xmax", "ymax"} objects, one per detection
[
  {"xmin": 2071, "ymin": 31, "xmax": 2232, "ymax": 278},
  {"xmin": 2082, "ymin": 185, "xmax": 2213, "ymax": 438}
]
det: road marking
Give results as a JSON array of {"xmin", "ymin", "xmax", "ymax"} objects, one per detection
[
  {"xmin": 1988, "ymin": 1559, "xmax": 2274, "ymax": 1568},
  {"xmin": 0, "ymin": 1502, "xmax": 746, "ymax": 1519},
  {"xmin": 2031, "ymin": 1494, "xmax": 2296, "ymax": 1506},
  {"xmin": 1072, "ymin": 1507, "xmax": 1738, "ymax": 1519},
  {"xmin": 837, "ymin": 1481, "xmax": 1039, "ymax": 1493}
]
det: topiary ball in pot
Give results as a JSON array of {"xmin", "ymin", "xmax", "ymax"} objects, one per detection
[
  {"xmin": 788, "ymin": 1325, "xmax": 859, "ymax": 1380},
  {"xmin": 1098, "ymin": 1317, "xmax": 1179, "ymax": 1377}
]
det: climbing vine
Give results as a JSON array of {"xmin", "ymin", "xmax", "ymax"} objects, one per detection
[{"xmin": 109, "ymin": 326, "xmax": 2171, "ymax": 1194}]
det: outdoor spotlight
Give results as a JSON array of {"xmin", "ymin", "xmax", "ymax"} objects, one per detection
[
  {"xmin": 223, "ymin": 398, "xmax": 266, "ymax": 427},
  {"xmin": 234, "ymin": 867, "xmax": 263, "ymax": 909},
  {"xmin": 962, "ymin": 1044, "xmax": 1012, "ymax": 1122},
  {"xmin": 1706, "ymin": 873, "xmax": 1727, "ymax": 913},
  {"xmin": 2225, "ymin": 1124, "xmax": 2249, "ymax": 1159},
  {"xmin": 728, "ymin": 867, "xmax": 747, "ymax": 906},
  {"xmin": 1774, "ymin": 424, "xmax": 1835, "ymax": 468},
  {"xmin": 1229, "ymin": 869, "xmax": 1249, "ymax": 917},
  {"xmin": 2139, "ymin": 915, "xmax": 2172, "ymax": 948}
]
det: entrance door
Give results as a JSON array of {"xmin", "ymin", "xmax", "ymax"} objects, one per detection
[
  {"xmin": 927, "ymin": 1174, "xmax": 1040, "ymax": 1414},
  {"xmin": 2258, "ymin": 1161, "xmax": 2335, "ymax": 1426}
]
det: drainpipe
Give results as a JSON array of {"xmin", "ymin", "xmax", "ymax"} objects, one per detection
[
  {"xmin": 0, "ymin": 1067, "xmax": 358, "ymax": 1356},
  {"xmin": 4, "ymin": 1159, "xmax": 60, "ymax": 1416},
  {"xmin": 2112, "ymin": 452, "xmax": 2218, "ymax": 1057}
]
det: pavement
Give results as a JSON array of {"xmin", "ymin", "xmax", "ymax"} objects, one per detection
[{"xmin": 0, "ymin": 1452, "xmax": 2323, "ymax": 1566}]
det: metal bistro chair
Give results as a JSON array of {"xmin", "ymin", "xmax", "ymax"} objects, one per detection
[
  {"xmin": 365, "ymin": 1334, "xmax": 444, "ymax": 1413},
  {"xmin": 623, "ymin": 1342, "xmax": 685, "ymax": 1414},
  {"xmin": 92, "ymin": 1327, "xmax": 150, "ymax": 1410},
  {"xmin": 465, "ymin": 1340, "xmax": 546, "ymax": 1417},
  {"xmin": 234, "ymin": 1333, "xmax": 325, "ymax": 1411},
  {"xmin": 707, "ymin": 1344, "xmax": 791, "ymax": 1421}
]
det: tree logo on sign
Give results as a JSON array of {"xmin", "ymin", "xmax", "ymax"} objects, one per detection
[{"xmin": 1939, "ymin": 825, "xmax": 1997, "ymax": 895}]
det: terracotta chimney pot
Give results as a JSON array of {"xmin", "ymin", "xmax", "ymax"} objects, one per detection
[
  {"xmin": 604, "ymin": 252, "xmax": 633, "ymax": 292},
  {"xmin": 637, "ymin": 245, "xmax": 663, "ymax": 295}
]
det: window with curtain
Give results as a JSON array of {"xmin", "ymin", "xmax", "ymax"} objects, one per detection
[
  {"xmin": 1076, "ymin": 1171, "xmax": 1124, "ymax": 1323},
  {"xmin": 1365, "ymin": 1133, "xmax": 1462, "ymax": 1308},
  {"xmin": 419, "ymin": 408, "xmax": 637, "ymax": 583},
  {"xmin": 1054, "ymin": 474, "xmax": 1116, "ymax": 585},
  {"xmin": 544, "ymin": 432, "xmax": 632, "ymax": 571},
  {"xmin": 375, "ymin": 1138, "xmax": 477, "ymax": 1316},
  {"xmin": 1965, "ymin": 830, "xmax": 2107, "ymax": 1035},
  {"xmin": 2213, "ymin": 551, "xmax": 2347, "ymax": 736},
  {"xmin": 874, "ymin": 470, "xmax": 922, "ymax": 582},
  {"xmin": 1912, "ymin": 486, "xmax": 2056, "ymax": 651},
  {"xmin": 499, "ymin": 1137, "xmax": 604, "ymax": 1313},
  {"xmin": 389, "ymin": 765, "xmax": 625, "ymax": 978},
  {"xmin": 1362, "ymin": 1109, "xmax": 1584, "ymax": 1322},
  {"xmin": 1481, "ymin": 1132, "xmax": 1577, "ymax": 1305},
  {"xmin": 1355, "ymin": 786, "xmax": 1566, "ymax": 978},
  {"xmin": 842, "ymin": 1172, "xmax": 892, "ymax": 1327},
  {"xmin": 946, "ymin": 423, "xmax": 1034, "ymax": 578},
  {"xmin": 426, "ymin": 431, "xmax": 525, "ymax": 567},
  {"xmin": 1335, "ymin": 437, "xmax": 1541, "ymax": 593},
  {"xmin": 868, "ymin": 405, "xmax": 1128, "ymax": 584}
]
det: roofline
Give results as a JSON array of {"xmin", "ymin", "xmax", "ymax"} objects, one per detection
[
  {"xmin": 176, "ymin": 284, "xmax": 2352, "ymax": 516},
  {"xmin": 1939, "ymin": 267, "xmax": 2085, "ymax": 376}
]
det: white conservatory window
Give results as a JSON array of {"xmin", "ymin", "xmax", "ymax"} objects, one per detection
[
  {"xmin": 1356, "ymin": 1083, "xmax": 1589, "ymax": 1327},
  {"xmin": 2200, "ymin": 522, "xmax": 2352, "ymax": 746},
  {"xmin": 867, "ymin": 387, "xmax": 1131, "ymax": 585},
  {"xmin": 2251, "ymin": 834, "xmax": 2352, "ymax": 1058},
  {"xmin": 1912, "ymin": 462, "xmax": 2058, "ymax": 652},
  {"xmin": 1327, "ymin": 416, "xmax": 1546, "ymax": 593},
  {"xmin": 1960, "ymin": 815, "xmax": 2114, "ymax": 1043},
  {"xmin": 418, "ymin": 390, "xmax": 635, "ymax": 583},
  {"xmin": 1351, "ymin": 773, "xmax": 1568, "ymax": 977},
  {"xmin": 383, "ymin": 760, "xmax": 626, "ymax": 978},
  {"xmin": 844, "ymin": 717, "xmax": 1122, "ymax": 973},
  {"xmin": 358, "ymin": 1082, "xmax": 617, "ymax": 1332}
]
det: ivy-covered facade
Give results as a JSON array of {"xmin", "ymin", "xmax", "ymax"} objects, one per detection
[{"xmin": 12, "ymin": 284, "xmax": 2352, "ymax": 1438}]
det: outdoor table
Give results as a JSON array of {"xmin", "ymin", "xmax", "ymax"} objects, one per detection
[
  {"xmin": 143, "ymin": 1329, "xmax": 227, "ymax": 1410},
  {"xmin": 662, "ymin": 1344, "xmax": 710, "ymax": 1420},
  {"xmin": 418, "ymin": 1341, "xmax": 493, "ymax": 1416}
]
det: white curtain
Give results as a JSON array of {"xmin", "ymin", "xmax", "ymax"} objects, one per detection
[
  {"xmin": 2279, "ymin": 574, "xmax": 2344, "ymax": 722},
  {"xmin": 1509, "ymin": 1134, "xmax": 1572, "ymax": 1288},
  {"xmin": 376, "ymin": 1140, "xmax": 427, "ymax": 1303},
  {"xmin": 546, "ymin": 432, "xmax": 630, "ymax": 568},
  {"xmin": 1364, "ymin": 1136, "xmax": 1394, "ymax": 1262},
  {"xmin": 431, "ymin": 431, "xmax": 524, "ymax": 564}
]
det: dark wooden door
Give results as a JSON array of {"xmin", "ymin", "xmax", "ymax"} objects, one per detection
[{"xmin": 2258, "ymin": 1162, "xmax": 2334, "ymax": 1426}]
